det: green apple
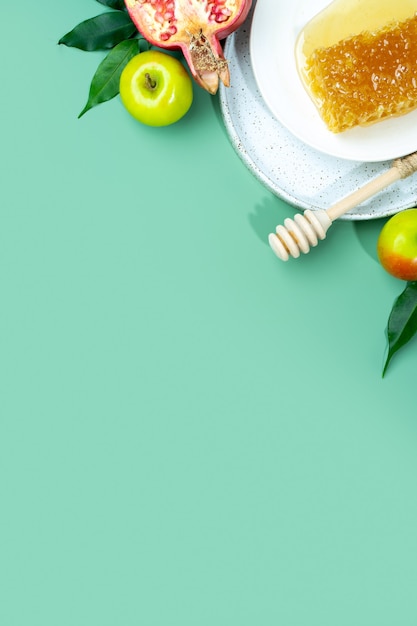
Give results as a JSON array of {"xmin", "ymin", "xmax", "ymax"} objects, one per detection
[
  {"xmin": 377, "ymin": 208, "xmax": 417, "ymax": 280},
  {"xmin": 119, "ymin": 50, "xmax": 193, "ymax": 127}
]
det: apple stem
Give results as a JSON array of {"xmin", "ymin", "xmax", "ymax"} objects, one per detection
[{"xmin": 145, "ymin": 73, "xmax": 157, "ymax": 90}]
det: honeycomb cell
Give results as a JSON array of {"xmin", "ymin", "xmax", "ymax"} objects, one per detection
[{"xmin": 304, "ymin": 14, "xmax": 417, "ymax": 133}]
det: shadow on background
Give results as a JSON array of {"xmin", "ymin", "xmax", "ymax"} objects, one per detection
[
  {"xmin": 353, "ymin": 218, "xmax": 388, "ymax": 264},
  {"xmin": 210, "ymin": 91, "xmax": 231, "ymax": 142},
  {"xmin": 210, "ymin": 92, "xmax": 223, "ymax": 124},
  {"xmin": 248, "ymin": 195, "xmax": 291, "ymax": 245}
]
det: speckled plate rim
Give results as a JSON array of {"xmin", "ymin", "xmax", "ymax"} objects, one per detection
[
  {"xmin": 218, "ymin": 2, "xmax": 417, "ymax": 221},
  {"xmin": 220, "ymin": 77, "xmax": 308, "ymax": 213}
]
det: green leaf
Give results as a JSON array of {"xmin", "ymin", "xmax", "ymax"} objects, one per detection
[
  {"xmin": 138, "ymin": 36, "xmax": 152, "ymax": 52},
  {"xmin": 58, "ymin": 11, "xmax": 137, "ymax": 51},
  {"xmin": 382, "ymin": 281, "xmax": 417, "ymax": 376},
  {"xmin": 78, "ymin": 39, "xmax": 139, "ymax": 118},
  {"xmin": 96, "ymin": 0, "xmax": 127, "ymax": 9}
]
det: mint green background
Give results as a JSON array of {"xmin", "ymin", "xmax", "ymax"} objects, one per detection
[{"xmin": 2, "ymin": 2, "xmax": 417, "ymax": 625}]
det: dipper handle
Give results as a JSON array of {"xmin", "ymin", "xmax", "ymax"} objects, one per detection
[{"xmin": 269, "ymin": 152, "xmax": 417, "ymax": 261}]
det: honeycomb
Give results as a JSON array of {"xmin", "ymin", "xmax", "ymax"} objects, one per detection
[{"xmin": 304, "ymin": 13, "xmax": 417, "ymax": 133}]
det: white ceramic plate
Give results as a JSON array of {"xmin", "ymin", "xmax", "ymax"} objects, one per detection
[
  {"xmin": 250, "ymin": 0, "xmax": 417, "ymax": 162},
  {"xmin": 219, "ymin": 3, "xmax": 417, "ymax": 219}
]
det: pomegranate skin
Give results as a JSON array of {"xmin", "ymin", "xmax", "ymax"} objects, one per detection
[{"xmin": 124, "ymin": 0, "xmax": 252, "ymax": 94}]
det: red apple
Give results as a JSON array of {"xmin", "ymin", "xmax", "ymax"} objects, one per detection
[{"xmin": 377, "ymin": 209, "xmax": 417, "ymax": 281}]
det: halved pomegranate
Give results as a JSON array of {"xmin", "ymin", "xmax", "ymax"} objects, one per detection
[{"xmin": 124, "ymin": 0, "xmax": 252, "ymax": 94}]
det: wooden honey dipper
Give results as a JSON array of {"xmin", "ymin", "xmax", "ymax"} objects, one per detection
[{"xmin": 268, "ymin": 151, "xmax": 417, "ymax": 261}]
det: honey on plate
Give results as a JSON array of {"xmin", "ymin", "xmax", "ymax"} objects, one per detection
[{"xmin": 295, "ymin": 0, "xmax": 417, "ymax": 133}]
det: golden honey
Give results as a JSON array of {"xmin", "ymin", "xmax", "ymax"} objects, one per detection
[{"xmin": 296, "ymin": 0, "xmax": 417, "ymax": 133}]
